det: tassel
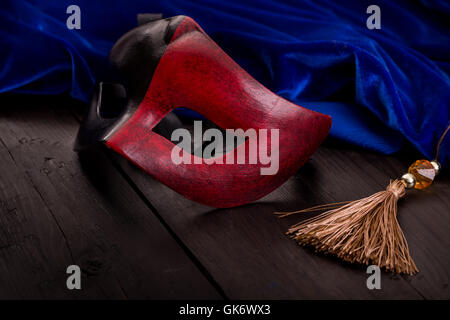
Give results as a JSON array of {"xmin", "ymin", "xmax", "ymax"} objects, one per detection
[
  {"xmin": 275, "ymin": 179, "xmax": 418, "ymax": 275},
  {"xmin": 275, "ymin": 126, "xmax": 448, "ymax": 275}
]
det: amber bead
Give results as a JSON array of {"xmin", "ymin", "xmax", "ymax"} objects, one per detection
[{"xmin": 408, "ymin": 160, "xmax": 436, "ymax": 189}]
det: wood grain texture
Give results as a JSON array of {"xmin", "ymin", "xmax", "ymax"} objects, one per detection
[
  {"xmin": 1, "ymin": 94, "xmax": 449, "ymax": 299},
  {"xmin": 112, "ymin": 137, "xmax": 449, "ymax": 299},
  {"xmin": 0, "ymin": 95, "xmax": 220, "ymax": 299}
]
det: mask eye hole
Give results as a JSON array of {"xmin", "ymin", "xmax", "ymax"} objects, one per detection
[
  {"xmin": 97, "ymin": 83, "xmax": 127, "ymax": 119},
  {"xmin": 153, "ymin": 108, "xmax": 246, "ymax": 159}
]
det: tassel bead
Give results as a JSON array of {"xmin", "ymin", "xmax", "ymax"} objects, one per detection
[
  {"xmin": 430, "ymin": 160, "xmax": 440, "ymax": 175},
  {"xmin": 407, "ymin": 160, "xmax": 436, "ymax": 189},
  {"xmin": 401, "ymin": 173, "xmax": 416, "ymax": 189}
]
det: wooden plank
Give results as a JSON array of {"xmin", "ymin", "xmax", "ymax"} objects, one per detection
[
  {"xmin": 113, "ymin": 128, "xmax": 449, "ymax": 298},
  {"xmin": 0, "ymin": 95, "xmax": 221, "ymax": 299}
]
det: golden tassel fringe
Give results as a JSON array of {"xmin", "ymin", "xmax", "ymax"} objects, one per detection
[{"xmin": 275, "ymin": 179, "xmax": 418, "ymax": 275}]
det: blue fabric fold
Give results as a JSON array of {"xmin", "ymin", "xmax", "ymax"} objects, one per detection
[{"xmin": 1, "ymin": 0, "xmax": 449, "ymax": 164}]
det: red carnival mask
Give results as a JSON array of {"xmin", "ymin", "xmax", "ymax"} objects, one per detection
[{"xmin": 75, "ymin": 15, "xmax": 331, "ymax": 208}]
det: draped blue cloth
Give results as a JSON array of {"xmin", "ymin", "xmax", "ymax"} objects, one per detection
[{"xmin": 1, "ymin": 0, "xmax": 449, "ymax": 164}]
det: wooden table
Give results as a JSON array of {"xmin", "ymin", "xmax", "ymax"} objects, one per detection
[{"xmin": 0, "ymin": 94, "xmax": 448, "ymax": 299}]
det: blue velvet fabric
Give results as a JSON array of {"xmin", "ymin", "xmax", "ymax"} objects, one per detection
[{"xmin": 1, "ymin": 0, "xmax": 449, "ymax": 164}]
